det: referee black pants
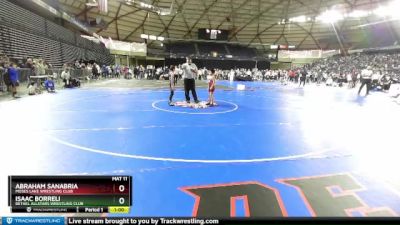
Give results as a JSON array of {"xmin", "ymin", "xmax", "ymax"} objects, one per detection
[
  {"xmin": 299, "ymin": 78, "xmax": 306, "ymax": 87},
  {"xmin": 169, "ymin": 90, "xmax": 174, "ymax": 102},
  {"xmin": 184, "ymin": 78, "xmax": 198, "ymax": 102},
  {"xmin": 358, "ymin": 79, "xmax": 371, "ymax": 95}
]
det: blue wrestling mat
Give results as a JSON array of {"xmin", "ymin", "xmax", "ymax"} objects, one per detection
[{"xmin": 1, "ymin": 81, "xmax": 400, "ymax": 217}]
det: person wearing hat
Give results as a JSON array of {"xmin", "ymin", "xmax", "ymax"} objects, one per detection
[
  {"xmin": 358, "ymin": 66, "xmax": 373, "ymax": 95},
  {"xmin": 182, "ymin": 57, "xmax": 199, "ymax": 103}
]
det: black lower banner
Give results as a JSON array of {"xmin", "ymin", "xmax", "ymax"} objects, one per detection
[
  {"xmin": 12, "ymin": 206, "xmax": 110, "ymax": 213},
  {"xmin": 66, "ymin": 217, "xmax": 400, "ymax": 225}
]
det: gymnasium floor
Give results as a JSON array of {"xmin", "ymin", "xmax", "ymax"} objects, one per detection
[{"xmin": 1, "ymin": 80, "xmax": 400, "ymax": 217}]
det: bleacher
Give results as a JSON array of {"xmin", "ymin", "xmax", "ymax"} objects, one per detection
[
  {"xmin": 0, "ymin": 0, "xmax": 46, "ymax": 34},
  {"xmin": 0, "ymin": 0, "xmax": 113, "ymax": 67},
  {"xmin": 165, "ymin": 41, "xmax": 258, "ymax": 60},
  {"xmin": 0, "ymin": 24, "xmax": 64, "ymax": 67},
  {"xmin": 166, "ymin": 42, "xmax": 196, "ymax": 56},
  {"xmin": 197, "ymin": 43, "xmax": 227, "ymax": 57},
  {"xmin": 227, "ymin": 44, "xmax": 256, "ymax": 58},
  {"xmin": 46, "ymin": 20, "xmax": 76, "ymax": 45},
  {"xmin": 62, "ymin": 43, "xmax": 86, "ymax": 63}
]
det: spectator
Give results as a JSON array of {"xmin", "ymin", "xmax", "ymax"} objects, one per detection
[
  {"xmin": 8, "ymin": 62, "xmax": 20, "ymax": 98},
  {"xmin": 36, "ymin": 59, "xmax": 46, "ymax": 76},
  {"xmin": 74, "ymin": 60, "xmax": 81, "ymax": 69},
  {"xmin": 92, "ymin": 63, "xmax": 100, "ymax": 79},
  {"xmin": 44, "ymin": 76, "xmax": 56, "ymax": 93},
  {"xmin": 61, "ymin": 67, "xmax": 71, "ymax": 88},
  {"xmin": 25, "ymin": 58, "xmax": 36, "ymax": 77},
  {"xmin": 380, "ymin": 73, "xmax": 392, "ymax": 92},
  {"xmin": 299, "ymin": 69, "xmax": 307, "ymax": 87},
  {"xmin": 27, "ymin": 81, "xmax": 41, "ymax": 95}
]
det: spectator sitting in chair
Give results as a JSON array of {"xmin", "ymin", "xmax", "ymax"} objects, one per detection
[
  {"xmin": 44, "ymin": 76, "xmax": 55, "ymax": 93},
  {"xmin": 71, "ymin": 78, "xmax": 81, "ymax": 88},
  {"xmin": 27, "ymin": 82, "xmax": 36, "ymax": 95},
  {"xmin": 27, "ymin": 81, "xmax": 42, "ymax": 95}
]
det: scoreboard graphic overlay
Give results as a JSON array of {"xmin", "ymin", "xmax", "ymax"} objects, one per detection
[{"xmin": 8, "ymin": 176, "xmax": 132, "ymax": 213}]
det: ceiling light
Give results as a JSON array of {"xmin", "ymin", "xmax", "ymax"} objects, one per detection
[
  {"xmin": 140, "ymin": 2, "xmax": 152, "ymax": 8},
  {"xmin": 140, "ymin": 34, "xmax": 148, "ymax": 39},
  {"xmin": 317, "ymin": 9, "xmax": 344, "ymax": 23},
  {"xmin": 374, "ymin": 6, "xmax": 389, "ymax": 17},
  {"xmin": 270, "ymin": 45, "xmax": 278, "ymax": 49},
  {"xmin": 290, "ymin": 15, "xmax": 306, "ymax": 23},
  {"xmin": 125, "ymin": 0, "xmax": 134, "ymax": 5},
  {"xmin": 348, "ymin": 10, "xmax": 368, "ymax": 18},
  {"xmin": 159, "ymin": 8, "xmax": 171, "ymax": 16},
  {"xmin": 374, "ymin": 3, "xmax": 400, "ymax": 19}
]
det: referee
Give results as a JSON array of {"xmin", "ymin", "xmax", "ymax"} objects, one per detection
[{"xmin": 182, "ymin": 57, "xmax": 199, "ymax": 103}]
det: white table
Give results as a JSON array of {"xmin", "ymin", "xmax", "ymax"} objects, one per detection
[{"xmin": 30, "ymin": 75, "xmax": 56, "ymax": 90}]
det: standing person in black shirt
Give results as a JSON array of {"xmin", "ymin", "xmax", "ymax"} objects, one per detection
[
  {"xmin": 134, "ymin": 66, "xmax": 139, "ymax": 79},
  {"xmin": 299, "ymin": 69, "xmax": 307, "ymax": 87}
]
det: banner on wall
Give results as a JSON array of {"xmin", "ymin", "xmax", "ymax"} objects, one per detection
[
  {"xmin": 278, "ymin": 50, "xmax": 340, "ymax": 59},
  {"xmin": 103, "ymin": 39, "xmax": 147, "ymax": 56}
]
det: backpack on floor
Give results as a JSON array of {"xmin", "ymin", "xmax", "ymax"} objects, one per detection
[{"xmin": 71, "ymin": 78, "xmax": 81, "ymax": 87}]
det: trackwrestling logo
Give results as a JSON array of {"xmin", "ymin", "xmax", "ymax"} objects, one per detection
[{"xmin": 2, "ymin": 217, "xmax": 65, "ymax": 225}]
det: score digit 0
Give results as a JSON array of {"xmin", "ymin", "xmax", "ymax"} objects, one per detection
[
  {"xmin": 119, "ymin": 185, "xmax": 125, "ymax": 192},
  {"xmin": 119, "ymin": 197, "xmax": 125, "ymax": 205}
]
